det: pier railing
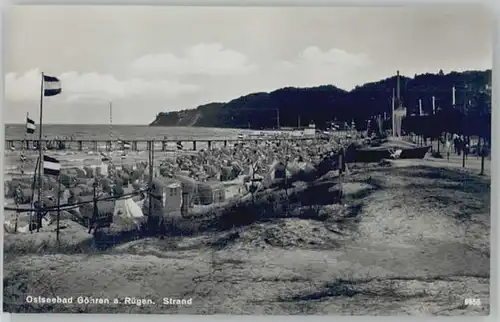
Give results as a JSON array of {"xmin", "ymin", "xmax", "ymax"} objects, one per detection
[{"xmin": 5, "ymin": 137, "xmax": 324, "ymax": 152}]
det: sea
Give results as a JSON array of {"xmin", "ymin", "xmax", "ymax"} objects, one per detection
[
  {"xmin": 5, "ymin": 124, "xmax": 244, "ymax": 141},
  {"xmin": 3, "ymin": 124, "xmax": 249, "ymax": 174}
]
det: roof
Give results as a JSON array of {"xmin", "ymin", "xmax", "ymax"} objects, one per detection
[
  {"xmin": 151, "ymin": 177, "xmax": 181, "ymax": 188},
  {"xmin": 198, "ymin": 180, "xmax": 225, "ymax": 190}
]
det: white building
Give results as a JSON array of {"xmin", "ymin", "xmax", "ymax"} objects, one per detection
[{"xmin": 303, "ymin": 122, "xmax": 316, "ymax": 136}]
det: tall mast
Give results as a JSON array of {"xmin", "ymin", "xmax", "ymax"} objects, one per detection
[
  {"xmin": 396, "ymin": 70, "xmax": 401, "ymax": 108},
  {"xmin": 452, "ymin": 86, "xmax": 456, "ymax": 107},
  {"xmin": 109, "ymin": 101, "xmax": 113, "ymax": 150},
  {"xmin": 391, "ymin": 88, "xmax": 395, "ymax": 137}
]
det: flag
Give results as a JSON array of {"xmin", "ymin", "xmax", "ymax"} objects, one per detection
[
  {"xmin": 43, "ymin": 75, "xmax": 62, "ymax": 97},
  {"xmin": 43, "ymin": 155, "xmax": 61, "ymax": 176},
  {"xmin": 26, "ymin": 116, "xmax": 36, "ymax": 134},
  {"xmin": 20, "ymin": 154, "xmax": 26, "ymax": 163},
  {"xmin": 100, "ymin": 152, "xmax": 110, "ymax": 162},
  {"xmin": 176, "ymin": 141, "xmax": 183, "ymax": 150}
]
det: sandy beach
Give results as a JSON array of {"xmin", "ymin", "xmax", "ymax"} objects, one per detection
[{"xmin": 3, "ymin": 148, "xmax": 491, "ymax": 314}]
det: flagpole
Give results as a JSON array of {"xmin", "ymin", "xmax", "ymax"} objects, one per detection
[
  {"xmin": 22, "ymin": 112, "xmax": 27, "ymax": 173},
  {"xmin": 37, "ymin": 72, "xmax": 44, "ymax": 232},
  {"xmin": 391, "ymin": 88, "xmax": 395, "ymax": 137},
  {"xmin": 109, "ymin": 101, "xmax": 113, "ymax": 151}
]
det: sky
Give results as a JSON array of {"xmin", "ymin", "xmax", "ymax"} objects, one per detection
[{"xmin": 4, "ymin": 5, "xmax": 493, "ymax": 125}]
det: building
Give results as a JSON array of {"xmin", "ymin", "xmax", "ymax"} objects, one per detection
[{"xmin": 303, "ymin": 122, "xmax": 316, "ymax": 136}]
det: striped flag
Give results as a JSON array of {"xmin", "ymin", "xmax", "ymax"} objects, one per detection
[
  {"xmin": 43, "ymin": 75, "xmax": 62, "ymax": 97},
  {"xmin": 26, "ymin": 116, "xmax": 36, "ymax": 134},
  {"xmin": 43, "ymin": 155, "xmax": 61, "ymax": 176},
  {"xmin": 100, "ymin": 151, "xmax": 110, "ymax": 162},
  {"xmin": 176, "ymin": 141, "xmax": 183, "ymax": 150}
]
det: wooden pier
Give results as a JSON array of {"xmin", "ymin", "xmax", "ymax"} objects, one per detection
[{"xmin": 5, "ymin": 137, "xmax": 323, "ymax": 152}]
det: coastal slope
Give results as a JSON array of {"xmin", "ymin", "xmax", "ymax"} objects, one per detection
[{"xmin": 150, "ymin": 70, "xmax": 492, "ymax": 129}]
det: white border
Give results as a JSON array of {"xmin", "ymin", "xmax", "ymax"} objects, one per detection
[{"xmin": 0, "ymin": 0, "xmax": 498, "ymax": 321}]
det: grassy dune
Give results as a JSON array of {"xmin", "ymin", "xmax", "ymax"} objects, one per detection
[{"xmin": 3, "ymin": 159, "xmax": 490, "ymax": 315}]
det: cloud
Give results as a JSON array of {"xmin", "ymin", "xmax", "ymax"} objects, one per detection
[
  {"xmin": 5, "ymin": 69, "xmax": 200, "ymax": 102},
  {"xmin": 131, "ymin": 43, "xmax": 258, "ymax": 76},
  {"xmin": 299, "ymin": 46, "xmax": 369, "ymax": 67},
  {"xmin": 272, "ymin": 46, "xmax": 370, "ymax": 90}
]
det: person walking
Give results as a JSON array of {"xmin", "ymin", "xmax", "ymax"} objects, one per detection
[
  {"xmin": 453, "ymin": 135, "xmax": 459, "ymax": 154},
  {"xmin": 464, "ymin": 138, "xmax": 470, "ymax": 160},
  {"xmin": 445, "ymin": 138, "xmax": 451, "ymax": 161}
]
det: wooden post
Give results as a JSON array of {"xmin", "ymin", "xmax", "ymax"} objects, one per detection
[
  {"xmin": 56, "ymin": 176, "xmax": 61, "ymax": 245},
  {"xmin": 78, "ymin": 140, "xmax": 83, "ymax": 151},
  {"xmin": 338, "ymin": 148, "xmax": 345, "ymax": 201},
  {"xmin": 224, "ymin": 140, "xmax": 228, "ymax": 148},
  {"xmin": 148, "ymin": 141, "xmax": 154, "ymax": 234},
  {"xmin": 207, "ymin": 141, "xmax": 212, "ymax": 150},
  {"xmin": 192, "ymin": 141, "xmax": 197, "ymax": 151},
  {"xmin": 480, "ymin": 137, "xmax": 486, "ymax": 175},
  {"xmin": 162, "ymin": 140, "xmax": 166, "ymax": 152},
  {"xmin": 88, "ymin": 180, "xmax": 98, "ymax": 234},
  {"xmin": 462, "ymin": 144, "xmax": 466, "ymax": 168}
]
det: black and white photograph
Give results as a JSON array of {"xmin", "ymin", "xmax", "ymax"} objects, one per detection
[{"xmin": 2, "ymin": 5, "xmax": 492, "ymax": 315}]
